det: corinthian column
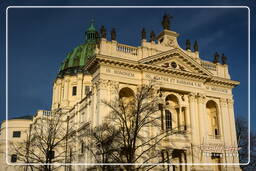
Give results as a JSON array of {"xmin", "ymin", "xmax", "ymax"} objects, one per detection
[
  {"xmin": 188, "ymin": 92, "xmax": 200, "ymax": 164},
  {"xmin": 220, "ymin": 98, "xmax": 233, "ymax": 164},
  {"xmin": 227, "ymin": 99, "xmax": 240, "ymax": 164},
  {"xmin": 197, "ymin": 93, "xmax": 207, "ymax": 142}
]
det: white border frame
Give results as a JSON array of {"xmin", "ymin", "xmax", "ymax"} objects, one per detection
[{"xmin": 5, "ymin": 6, "xmax": 250, "ymax": 167}]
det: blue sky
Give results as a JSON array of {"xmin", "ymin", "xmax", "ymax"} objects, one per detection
[{"xmin": 0, "ymin": 1, "xmax": 255, "ymax": 132}]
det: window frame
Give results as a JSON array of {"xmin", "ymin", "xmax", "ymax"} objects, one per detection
[
  {"xmin": 12, "ymin": 131, "xmax": 21, "ymax": 138},
  {"xmin": 11, "ymin": 154, "xmax": 17, "ymax": 163},
  {"xmin": 72, "ymin": 86, "xmax": 77, "ymax": 96}
]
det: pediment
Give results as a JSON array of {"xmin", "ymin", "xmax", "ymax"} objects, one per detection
[{"xmin": 139, "ymin": 48, "xmax": 213, "ymax": 76}]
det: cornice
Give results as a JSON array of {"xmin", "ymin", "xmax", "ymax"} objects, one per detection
[{"xmin": 84, "ymin": 53, "xmax": 240, "ymax": 88}]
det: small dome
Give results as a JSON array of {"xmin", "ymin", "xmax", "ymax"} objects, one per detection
[{"xmin": 57, "ymin": 20, "xmax": 99, "ymax": 78}]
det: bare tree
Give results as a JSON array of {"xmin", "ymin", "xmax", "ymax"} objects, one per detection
[
  {"xmin": 95, "ymin": 83, "xmax": 183, "ymax": 171},
  {"xmin": 11, "ymin": 109, "xmax": 75, "ymax": 171},
  {"xmin": 236, "ymin": 116, "xmax": 256, "ymax": 170},
  {"xmin": 84, "ymin": 123, "xmax": 120, "ymax": 171}
]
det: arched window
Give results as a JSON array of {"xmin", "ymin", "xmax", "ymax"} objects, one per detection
[
  {"xmin": 165, "ymin": 94, "xmax": 180, "ymax": 131},
  {"xmin": 206, "ymin": 100, "xmax": 220, "ymax": 139},
  {"xmin": 119, "ymin": 87, "xmax": 135, "ymax": 104},
  {"xmin": 165, "ymin": 110, "xmax": 172, "ymax": 130}
]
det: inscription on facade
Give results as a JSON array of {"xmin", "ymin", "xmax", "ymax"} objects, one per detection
[
  {"xmin": 105, "ymin": 68, "xmax": 135, "ymax": 77},
  {"xmin": 145, "ymin": 74, "xmax": 202, "ymax": 88},
  {"xmin": 206, "ymin": 86, "xmax": 228, "ymax": 93},
  {"xmin": 145, "ymin": 73, "xmax": 229, "ymax": 94}
]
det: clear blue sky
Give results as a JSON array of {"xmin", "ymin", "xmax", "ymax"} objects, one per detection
[{"xmin": 0, "ymin": 1, "xmax": 255, "ymax": 132}]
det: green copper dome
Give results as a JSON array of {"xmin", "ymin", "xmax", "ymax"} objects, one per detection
[{"xmin": 58, "ymin": 20, "xmax": 99, "ymax": 78}]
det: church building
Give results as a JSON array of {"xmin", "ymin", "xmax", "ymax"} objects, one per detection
[{"xmin": 1, "ymin": 14, "xmax": 241, "ymax": 171}]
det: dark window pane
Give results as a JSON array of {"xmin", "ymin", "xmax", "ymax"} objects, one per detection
[
  {"xmin": 165, "ymin": 110, "xmax": 172, "ymax": 130},
  {"xmin": 13, "ymin": 131, "xmax": 21, "ymax": 138},
  {"xmin": 72, "ymin": 86, "xmax": 77, "ymax": 96},
  {"xmin": 11, "ymin": 154, "xmax": 17, "ymax": 163}
]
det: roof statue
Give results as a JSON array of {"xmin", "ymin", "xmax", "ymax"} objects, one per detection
[
  {"xmin": 186, "ymin": 39, "xmax": 191, "ymax": 50},
  {"xmin": 213, "ymin": 52, "xmax": 220, "ymax": 64},
  {"xmin": 111, "ymin": 28, "xmax": 116, "ymax": 41},
  {"xmin": 150, "ymin": 31, "xmax": 156, "ymax": 42},
  {"xmin": 141, "ymin": 28, "xmax": 146, "ymax": 40},
  {"xmin": 100, "ymin": 25, "xmax": 107, "ymax": 38},
  {"xmin": 193, "ymin": 40, "xmax": 198, "ymax": 52},
  {"xmin": 222, "ymin": 53, "xmax": 227, "ymax": 64},
  {"xmin": 161, "ymin": 14, "xmax": 172, "ymax": 30}
]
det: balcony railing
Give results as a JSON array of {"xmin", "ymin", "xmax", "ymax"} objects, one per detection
[
  {"xmin": 116, "ymin": 44, "xmax": 138, "ymax": 56},
  {"xmin": 201, "ymin": 61, "xmax": 217, "ymax": 71}
]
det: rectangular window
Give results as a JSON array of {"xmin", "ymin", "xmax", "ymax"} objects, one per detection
[
  {"xmin": 81, "ymin": 142, "xmax": 84, "ymax": 154},
  {"xmin": 11, "ymin": 154, "xmax": 17, "ymax": 163},
  {"xmin": 72, "ymin": 86, "xmax": 77, "ymax": 96},
  {"xmin": 13, "ymin": 131, "xmax": 21, "ymax": 138},
  {"xmin": 165, "ymin": 110, "xmax": 172, "ymax": 130}
]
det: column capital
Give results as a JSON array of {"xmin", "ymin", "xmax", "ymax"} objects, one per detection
[
  {"xmin": 197, "ymin": 93, "xmax": 206, "ymax": 104},
  {"xmin": 108, "ymin": 80, "xmax": 119, "ymax": 90},
  {"xmin": 227, "ymin": 98, "xmax": 234, "ymax": 107},
  {"xmin": 220, "ymin": 98, "xmax": 228, "ymax": 107},
  {"xmin": 188, "ymin": 92, "xmax": 196, "ymax": 102}
]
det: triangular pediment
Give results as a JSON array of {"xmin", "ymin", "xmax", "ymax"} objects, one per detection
[{"xmin": 139, "ymin": 48, "xmax": 213, "ymax": 76}]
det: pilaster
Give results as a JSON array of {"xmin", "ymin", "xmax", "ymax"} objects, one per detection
[
  {"xmin": 188, "ymin": 93, "xmax": 200, "ymax": 163},
  {"xmin": 227, "ymin": 99, "xmax": 240, "ymax": 164}
]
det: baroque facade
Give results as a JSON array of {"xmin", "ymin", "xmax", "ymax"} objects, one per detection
[{"xmin": 1, "ymin": 15, "xmax": 241, "ymax": 171}]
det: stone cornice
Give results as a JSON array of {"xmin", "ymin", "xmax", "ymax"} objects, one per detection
[{"xmin": 85, "ymin": 54, "xmax": 240, "ymax": 88}]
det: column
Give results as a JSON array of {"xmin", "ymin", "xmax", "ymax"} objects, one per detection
[
  {"xmin": 96, "ymin": 79, "xmax": 109, "ymax": 125},
  {"xmin": 77, "ymin": 75, "xmax": 83, "ymax": 101},
  {"xmin": 188, "ymin": 93, "xmax": 200, "ymax": 164},
  {"xmin": 185, "ymin": 106, "xmax": 190, "ymax": 132},
  {"xmin": 178, "ymin": 107, "xmax": 181, "ymax": 131},
  {"xmin": 63, "ymin": 79, "xmax": 70, "ymax": 107},
  {"xmin": 219, "ymin": 98, "xmax": 232, "ymax": 164},
  {"xmin": 197, "ymin": 93, "xmax": 208, "ymax": 163},
  {"xmin": 227, "ymin": 99, "xmax": 240, "ymax": 164}
]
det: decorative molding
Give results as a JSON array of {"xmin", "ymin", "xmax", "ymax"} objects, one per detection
[
  {"xmin": 227, "ymin": 99, "xmax": 234, "ymax": 107},
  {"xmin": 197, "ymin": 93, "xmax": 206, "ymax": 104},
  {"xmin": 188, "ymin": 92, "xmax": 196, "ymax": 103},
  {"xmin": 220, "ymin": 98, "xmax": 228, "ymax": 107}
]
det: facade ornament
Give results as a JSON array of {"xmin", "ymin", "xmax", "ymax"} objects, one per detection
[
  {"xmin": 111, "ymin": 28, "xmax": 116, "ymax": 41},
  {"xmin": 197, "ymin": 93, "xmax": 206, "ymax": 104},
  {"xmin": 108, "ymin": 80, "xmax": 119, "ymax": 90},
  {"xmin": 186, "ymin": 39, "xmax": 191, "ymax": 50},
  {"xmin": 220, "ymin": 98, "xmax": 228, "ymax": 107},
  {"xmin": 227, "ymin": 99, "xmax": 234, "ymax": 107},
  {"xmin": 150, "ymin": 31, "xmax": 156, "ymax": 42},
  {"xmin": 141, "ymin": 28, "xmax": 146, "ymax": 40},
  {"xmin": 193, "ymin": 40, "xmax": 198, "ymax": 52},
  {"xmin": 221, "ymin": 53, "xmax": 227, "ymax": 65},
  {"xmin": 188, "ymin": 92, "xmax": 196, "ymax": 102},
  {"xmin": 161, "ymin": 14, "xmax": 172, "ymax": 30},
  {"xmin": 100, "ymin": 25, "xmax": 107, "ymax": 38},
  {"xmin": 213, "ymin": 52, "xmax": 220, "ymax": 64}
]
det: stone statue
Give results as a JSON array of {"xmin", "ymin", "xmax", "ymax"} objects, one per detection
[
  {"xmin": 186, "ymin": 39, "xmax": 191, "ymax": 50},
  {"xmin": 100, "ymin": 25, "xmax": 106, "ymax": 38},
  {"xmin": 161, "ymin": 14, "xmax": 172, "ymax": 30},
  {"xmin": 194, "ymin": 40, "xmax": 198, "ymax": 52},
  {"xmin": 221, "ymin": 53, "xmax": 227, "ymax": 64},
  {"xmin": 213, "ymin": 52, "xmax": 219, "ymax": 63},
  {"xmin": 141, "ymin": 28, "xmax": 146, "ymax": 40},
  {"xmin": 111, "ymin": 28, "xmax": 116, "ymax": 41},
  {"xmin": 150, "ymin": 31, "xmax": 155, "ymax": 42}
]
